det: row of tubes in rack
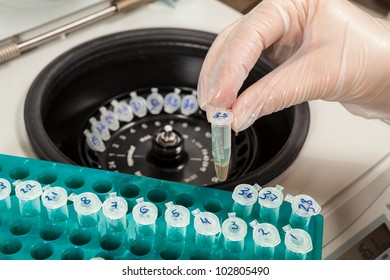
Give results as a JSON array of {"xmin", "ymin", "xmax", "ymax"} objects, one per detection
[
  {"xmin": 0, "ymin": 178, "xmax": 321, "ymax": 259},
  {"xmin": 83, "ymin": 88, "xmax": 199, "ymax": 153}
]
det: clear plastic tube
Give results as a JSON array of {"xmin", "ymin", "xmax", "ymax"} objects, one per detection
[
  {"xmin": 232, "ymin": 183, "xmax": 261, "ymax": 218},
  {"xmin": 210, "ymin": 109, "xmax": 233, "ymax": 182},
  {"xmin": 222, "ymin": 212, "xmax": 247, "ymax": 254},
  {"xmin": 192, "ymin": 208, "xmax": 221, "ymax": 249},
  {"xmin": 258, "ymin": 185, "xmax": 284, "ymax": 224},
  {"xmin": 132, "ymin": 197, "xmax": 158, "ymax": 237},
  {"xmin": 250, "ymin": 220, "xmax": 280, "ymax": 259},
  {"xmin": 283, "ymin": 224, "xmax": 313, "ymax": 260},
  {"xmin": 164, "ymin": 201, "xmax": 190, "ymax": 243},
  {"xmin": 68, "ymin": 192, "xmax": 102, "ymax": 227},
  {"xmin": 41, "ymin": 185, "xmax": 69, "ymax": 222},
  {"xmin": 13, "ymin": 180, "xmax": 43, "ymax": 217},
  {"xmin": 285, "ymin": 194, "xmax": 321, "ymax": 229},
  {"xmin": 102, "ymin": 192, "xmax": 128, "ymax": 232},
  {"xmin": 0, "ymin": 178, "xmax": 11, "ymax": 212}
]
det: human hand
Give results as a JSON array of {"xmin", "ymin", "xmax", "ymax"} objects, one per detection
[{"xmin": 198, "ymin": 0, "xmax": 390, "ymax": 132}]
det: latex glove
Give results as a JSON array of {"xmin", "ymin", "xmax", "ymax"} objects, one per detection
[{"xmin": 197, "ymin": 0, "xmax": 390, "ymax": 132}]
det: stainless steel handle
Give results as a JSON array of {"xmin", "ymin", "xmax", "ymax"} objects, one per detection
[{"xmin": 0, "ymin": 0, "xmax": 156, "ymax": 64}]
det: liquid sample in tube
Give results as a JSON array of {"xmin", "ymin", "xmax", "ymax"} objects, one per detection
[{"xmin": 210, "ymin": 109, "xmax": 233, "ymax": 182}]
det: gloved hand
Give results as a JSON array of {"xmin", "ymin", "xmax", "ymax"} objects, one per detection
[{"xmin": 197, "ymin": 0, "xmax": 390, "ymax": 132}]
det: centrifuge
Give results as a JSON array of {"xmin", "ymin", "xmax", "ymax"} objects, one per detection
[{"xmin": 1, "ymin": 0, "xmax": 390, "ymax": 260}]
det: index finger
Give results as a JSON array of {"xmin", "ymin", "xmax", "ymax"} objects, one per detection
[{"xmin": 197, "ymin": 0, "xmax": 292, "ymax": 109}]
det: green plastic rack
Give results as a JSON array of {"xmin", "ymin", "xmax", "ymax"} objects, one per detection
[{"xmin": 0, "ymin": 154, "xmax": 323, "ymax": 260}]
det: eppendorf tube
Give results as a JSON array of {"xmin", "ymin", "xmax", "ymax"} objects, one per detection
[
  {"xmin": 282, "ymin": 224, "xmax": 313, "ymax": 260},
  {"xmin": 102, "ymin": 192, "xmax": 128, "ymax": 232},
  {"xmin": 147, "ymin": 87, "xmax": 164, "ymax": 115},
  {"xmin": 232, "ymin": 183, "xmax": 261, "ymax": 218},
  {"xmin": 0, "ymin": 178, "xmax": 11, "ymax": 212},
  {"xmin": 221, "ymin": 212, "xmax": 247, "ymax": 254},
  {"xmin": 258, "ymin": 185, "xmax": 284, "ymax": 225},
  {"xmin": 250, "ymin": 220, "xmax": 280, "ymax": 259},
  {"xmin": 13, "ymin": 180, "xmax": 43, "ymax": 217},
  {"xmin": 68, "ymin": 192, "xmax": 102, "ymax": 227},
  {"xmin": 164, "ymin": 201, "xmax": 190, "ymax": 243},
  {"xmin": 210, "ymin": 109, "xmax": 233, "ymax": 182},
  {"xmin": 132, "ymin": 197, "xmax": 158, "ymax": 237},
  {"xmin": 192, "ymin": 208, "xmax": 221, "ymax": 249},
  {"xmin": 129, "ymin": 91, "xmax": 148, "ymax": 118},
  {"xmin": 285, "ymin": 194, "xmax": 321, "ymax": 229},
  {"xmin": 41, "ymin": 185, "xmax": 69, "ymax": 222}
]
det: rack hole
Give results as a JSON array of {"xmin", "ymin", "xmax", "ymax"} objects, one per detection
[
  {"xmin": 159, "ymin": 245, "xmax": 181, "ymax": 260},
  {"xmin": 175, "ymin": 193, "xmax": 194, "ymax": 208},
  {"xmin": 92, "ymin": 179, "xmax": 113, "ymax": 194},
  {"xmin": 120, "ymin": 184, "xmax": 140, "ymax": 198},
  {"xmin": 37, "ymin": 171, "xmax": 58, "ymax": 184},
  {"xmin": 147, "ymin": 189, "xmax": 167, "ymax": 203},
  {"xmin": 9, "ymin": 166, "xmax": 30, "ymax": 180},
  {"xmin": 65, "ymin": 175, "xmax": 85, "ymax": 189},
  {"xmin": 203, "ymin": 198, "xmax": 223, "ymax": 213},
  {"xmin": 30, "ymin": 243, "xmax": 54, "ymax": 260},
  {"xmin": 61, "ymin": 248, "xmax": 85, "ymax": 260},
  {"xmin": 100, "ymin": 234, "xmax": 122, "ymax": 251},
  {"xmin": 0, "ymin": 238, "xmax": 22, "ymax": 255},
  {"xmin": 9, "ymin": 220, "xmax": 32, "ymax": 236},
  {"xmin": 69, "ymin": 229, "xmax": 92, "ymax": 246},
  {"xmin": 40, "ymin": 225, "xmax": 62, "ymax": 241},
  {"xmin": 130, "ymin": 240, "xmax": 151, "ymax": 256}
]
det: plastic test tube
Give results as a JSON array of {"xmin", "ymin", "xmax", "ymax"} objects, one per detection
[
  {"xmin": 210, "ymin": 109, "xmax": 234, "ymax": 182},
  {"xmin": 99, "ymin": 106, "xmax": 120, "ymax": 131},
  {"xmin": 12, "ymin": 180, "xmax": 43, "ymax": 217},
  {"xmin": 147, "ymin": 88, "xmax": 164, "ymax": 115},
  {"xmin": 0, "ymin": 178, "xmax": 12, "ymax": 212},
  {"xmin": 285, "ymin": 194, "xmax": 321, "ymax": 229},
  {"xmin": 164, "ymin": 88, "xmax": 181, "ymax": 114},
  {"xmin": 129, "ymin": 91, "xmax": 148, "ymax": 118},
  {"xmin": 192, "ymin": 208, "xmax": 221, "ymax": 249},
  {"xmin": 232, "ymin": 183, "xmax": 261, "ymax": 218},
  {"xmin": 111, "ymin": 99, "xmax": 134, "ymax": 122},
  {"xmin": 164, "ymin": 201, "xmax": 190, "ymax": 243},
  {"xmin": 180, "ymin": 90, "xmax": 199, "ymax": 116},
  {"xmin": 68, "ymin": 192, "xmax": 102, "ymax": 227},
  {"xmin": 282, "ymin": 224, "xmax": 313, "ymax": 260},
  {"xmin": 258, "ymin": 185, "xmax": 284, "ymax": 224},
  {"xmin": 132, "ymin": 197, "xmax": 158, "ymax": 237},
  {"xmin": 250, "ymin": 220, "xmax": 280, "ymax": 259},
  {"xmin": 221, "ymin": 212, "xmax": 247, "ymax": 254},
  {"xmin": 84, "ymin": 129, "xmax": 106, "ymax": 152},
  {"xmin": 41, "ymin": 185, "xmax": 69, "ymax": 222},
  {"xmin": 102, "ymin": 192, "xmax": 128, "ymax": 232},
  {"xmin": 89, "ymin": 117, "xmax": 110, "ymax": 141}
]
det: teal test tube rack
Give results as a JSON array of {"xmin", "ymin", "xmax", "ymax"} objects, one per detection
[{"xmin": 0, "ymin": 154, "xmax": 323, "ymax": 260}]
